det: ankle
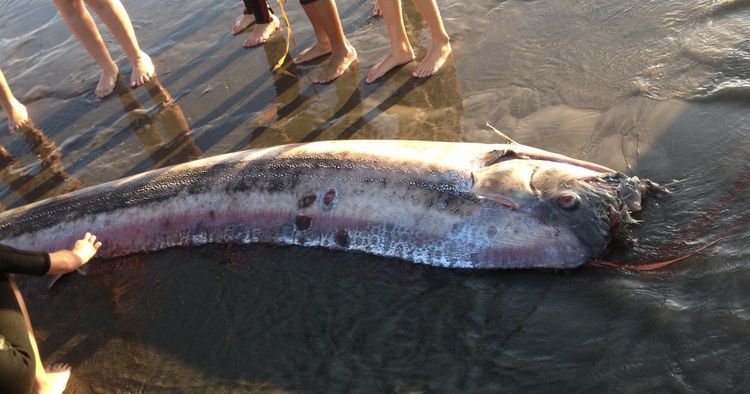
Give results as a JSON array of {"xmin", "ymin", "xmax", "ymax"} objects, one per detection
[
  {"xmin": 433, "ymin": 33, "xmax": 451, "ymax": 47},
  {"xmin": 130, "ymin": 50, "xmax": 150, "ymax": 65},
  {"xmin": 34, "ymin": 372, "xmax": 46, "ymax": 388},
  {"xmin": 332, "ymin": 44, "xmax": 356, "ymax": 58},
  {"xmin": 314, "ymin": 40, "xmax": 332, "ymax": 51},
  {"xmin": 9, "ymin": 96, "xmax": 22, "ymax": 108},
  {"xmin": 101, "ymin": 62, "xmax": 119, "ymax": 76},
  {"xmin": 392, "ymin": 46, "xmax": 414, "ymax": 58}
]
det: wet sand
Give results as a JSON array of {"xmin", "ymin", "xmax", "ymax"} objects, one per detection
[{"xmin": 2, "ymin": 0, "xmax": 750, "ymax": 392}]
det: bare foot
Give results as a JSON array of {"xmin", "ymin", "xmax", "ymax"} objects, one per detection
[
  {"xmin": 315, "ymin": 44, "xmax": 358, "ymax": 84},
  {"xmin": 365, "ymin": 50, "xmax": 415, "ymax": 84},
  {"xmin": 35, "ymin": 363, "xmax": 71, "ymax": 394},
  {"xmin": 130, "ymin": 51, "xmax": 156, "ymax": 88},
  {"xmin": 6, "ymin": 97, "xmax": 29, "ymax": 132},
  {"xmin": 293, "ymin": 41, "xmax": 332, "ymax": 64},
  {"xmin": 95, "ymin": 62, "xmax": 119, "ymax": 99},
  {"xmin": 412, "ymin": 39, "xmax": 452, "ymax": 78},
  {"xmin": 232, "ymin": 13, "xmax": 255, "ymax": 35},
  {"xmin": 242, "ymin": 14, "xmax": 280, "ymax": 48},
  {"xmin": 372, "ymin": 0, "xmax": 382, "ymax": 17}
]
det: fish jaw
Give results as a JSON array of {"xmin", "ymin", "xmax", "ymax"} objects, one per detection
[{"xmin": 455, "ymin": 204, "xmax": 594, "ymax": 269}]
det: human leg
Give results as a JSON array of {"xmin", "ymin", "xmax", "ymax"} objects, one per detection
[
  {"xmin": 52, "ymin": 0, "xmax": 120, "ymax": 98},
  {"xmin": 301, "ymin": 0, "xmax": 357, "ymax": 83},
  {"xmin": 232, "ymin": 1, "xmax": 256, "ymax": 35},
  {"xmin": 0, "ymin": 275, "xmax": 36, "ymax": 393},
  {"xmin": 0, "ymin": 69, "xmax": 29, "ymax": 132},
  {"xmin": 39, "ymin": 363, "xmax": 71, "ymax": 394},
  {"xmin": 293, "ymin": 0, "xmax": 333, "ymax": 64},
  {"xmin": 242, "ymin": 0, "xmax": 280, "ymax": 48},
  {"xmin": 0, "ymin": 275, "xmax": 71, "ymax": 394},
  {"xmin": 410, "ymin": 0, "xmax": 451, "ymax": 78},
  {"xmin": 83, "ymin": 0, "xmax": 155, "ymax": 88},
  {"xmin": 365, "ymin": 0, "xmax": 415, "ymax": 83},
  {"xmin": 6, "ymin": 277, "xmax": 71, "ymax": 394}
]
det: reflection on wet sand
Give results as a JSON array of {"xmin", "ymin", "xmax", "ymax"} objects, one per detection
[
  {"xmin": 213, "ymin": 35, "xmax": 367, "ymax": 149},
  {"xmin": 307, "ymin": 57, "xmax": 464, "ymax": 142},
  {"xmin": 242, "ymin": 38, "xmax": 308, "ymax": 148},
  {"xmin": 0, "ymin": 124, "xmax": 80, "ymax": 210},
  {"xmin": 245, "ymin": 34, "xmax": 463, "ymax": 146},
  {"xmin": 313, "ymin": 0, "xmax": 463, "ymax": 142},
  {"xmin": 381, "ymin": 1, "xmax": 463, "ymax": 141},
  {"xmin": 242, "ymin": 52, "xmax": 367, "ymax": 146},
  {"xmin": 1, "ymin": 0, "xmax": 748, "ymax": 392},
  {"xmin": 115, "ymin": 77, "xmax": 202, "ymax": 175},
  {"xmin": 297, "ymin": 61, "xmax": 366, "ymax": 142},
  {"xmin": 372, "ymin": 61, "xmax": 463, "ymax": 141}
]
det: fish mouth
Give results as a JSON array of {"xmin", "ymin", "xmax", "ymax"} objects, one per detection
[
  {"xmin": 476, "ymin": 235, "xmax": 593, "ymax": 269},
  {"xmin": 583, "ymin": 173, "xmax": 668, "ymax": 247},
  {"xmin": 466, "ymin": 205, "xmax": 596, "ymax": 269}
]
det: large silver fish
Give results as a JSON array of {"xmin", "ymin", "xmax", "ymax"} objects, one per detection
[{"xmin": 0, "ymin": 140, "xmax": 663, "ymax": 269}]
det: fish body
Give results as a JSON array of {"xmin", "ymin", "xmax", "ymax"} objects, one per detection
[{"xmin": 0, "ymin": 140, "xmax": 660, "ymax": 269}]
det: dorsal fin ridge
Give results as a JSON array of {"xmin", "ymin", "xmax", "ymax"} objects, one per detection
[{"xmin": 485, "ymin": 122, "xmax": 518, "ymax": 144}]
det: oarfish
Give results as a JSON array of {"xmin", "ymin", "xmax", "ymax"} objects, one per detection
[{"xmin": 0, "ymin": 140, "xmax": 664, "ymax": 269}]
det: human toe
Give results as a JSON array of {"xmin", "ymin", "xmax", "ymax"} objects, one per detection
[{"xmin": 45, "ymin": 363, "xmax": 72, "ymax": 373}]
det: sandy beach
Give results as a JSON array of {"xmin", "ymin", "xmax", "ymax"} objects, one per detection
[{"xmin": 2, "ymin": 0, "xmax": 750, "ymax": 391}]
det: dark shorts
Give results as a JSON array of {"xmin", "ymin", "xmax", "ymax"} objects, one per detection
[
  {"xmin": 0, "ymin": 275, "xmax": 35, "ymax": 394},
  {"xmin": 243, "ymin": 0, "xmax": 278, "ymax": 24},
  {"xmin": 299, "ymin": 0, "xmax": 318, "ymax": 5}
]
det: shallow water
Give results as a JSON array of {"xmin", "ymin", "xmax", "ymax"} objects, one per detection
[{"xmin": 2, "ymin": 0, "xmax": 750, "ymax": 392}]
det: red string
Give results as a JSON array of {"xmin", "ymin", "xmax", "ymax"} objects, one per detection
[{"xmin": 587, "ymin": 237, "xmax": 725, "ymax": 271}]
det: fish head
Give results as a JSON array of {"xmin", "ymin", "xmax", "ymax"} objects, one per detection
[{"xmin": 471, "ymin": 150, "xmax": 665, "ymax": 268}]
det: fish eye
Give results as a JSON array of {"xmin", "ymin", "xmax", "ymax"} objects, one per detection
[{"xmin": 557, "ymin": 192, "xmax": 580, "ymax": 210}]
